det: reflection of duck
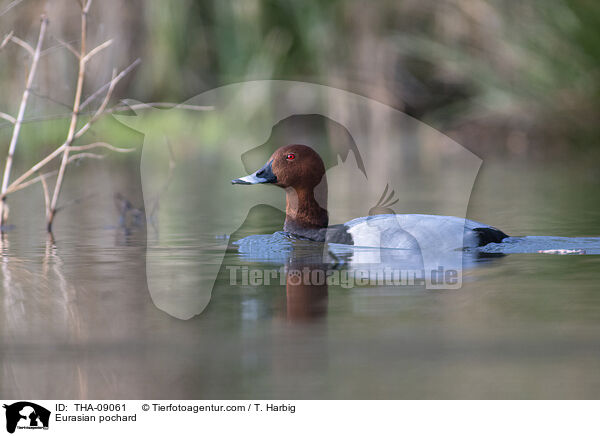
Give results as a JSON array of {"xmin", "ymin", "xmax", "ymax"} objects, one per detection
[
  {"xmin": 232, "ymin": 144, "xmax": 508, "ymax": 249},
  {"xmin": 285, "ymin": 260, "xmax": 328, "ymax": 321}
]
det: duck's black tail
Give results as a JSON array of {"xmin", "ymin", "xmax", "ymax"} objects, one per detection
[{"xmin": 473, "ymin": 227, "xmax": 510, "ymax": 247}]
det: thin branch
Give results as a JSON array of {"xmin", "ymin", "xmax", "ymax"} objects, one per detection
[
  {"xmin": 0, "ymin": 0, "xmax": 24, "ymax": 18},
  {"xmin": 52, "ymin": 36, "xmax": 80, "ymax": 59},
  {"xmin": 81, "ymin": 39, "xmax": 112, "ymax": 63},
  {"xmin": 7, "ymin": 35, "xmax": 34, "ymax": 56},
  {"xmin": 83, "ymin": 0, "xmax": 93, "ymax": 14},
  {"xmin": 40, "ymin": 172, "xmax": 50, "ymax": 217},
  {"xmin": 9, "ymin": 170, "xmax": 57, "ymax": 194},
  {"xmin": 0, "ymin": 112, "xmax": 16, "ymax": 124},
  {"xmin": 108, "ymin": 102, "xmax": 214, "ymax": 113},
  {"xmin": 70, "ymin": 141, "xmax": 134, "ymax": 153},
  {"xmin": 68, "ymin": 152, "xmax": 105, "ymax": 161},
  {"xmin": 91, "ymin": 68, "xmax": 117, "ymax": 119},
  {"xmin": 40, "ymin": 40, "xmax": 81, "ymax": 57},
  {"xmin": 5, "ymin": 145, "xmax": 65, "ymax": 196},
  {"xmin": 0, "ymin": 31, "xmax": 14, "ymax": 50},
  {"xmin": 2, "ymin": 98, "xmax": 209, "ymax": 194},
  {"xmin": 0, "ymin": 15, "xmax": 48, "ymax": 228},
  {"xmin": 0, "ymin": 101, "xmax": 213, "ymax": 130},
  {"xmin": 4, "ymin": 63, "xmax": 139, "ymax": 194},
  {"xmin": 48, "ymin": 4, "xmax": 90, "ymax": 231},
  {"xmin": 79, "ymin": 58, "xmax": 141, "ymax": 111},
  {"xmin": 72, "ymin": 67, "xmax": 119, "ymax": 141},
  {"xmin": 0, "ymin": 0, "xmax": 143, "ymax": 232},
  {"xmin": 7, "ymin": 151, "xmax": 107, "ymax": 196},
  {"xmin": 29, "ymin": 88, "xmax": 73, "ymax": 109}
]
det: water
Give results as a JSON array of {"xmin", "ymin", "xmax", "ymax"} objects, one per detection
[{"xmin": 1, "ymin": 157, "xmax": 600, "ymax": 399}]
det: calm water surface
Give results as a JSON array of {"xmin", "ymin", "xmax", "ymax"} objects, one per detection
[{"xmin": 1, "ymin": 158, "xmax": 600, "ymax": 399}]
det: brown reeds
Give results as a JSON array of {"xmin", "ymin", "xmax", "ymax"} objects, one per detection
[
  {"xmin": 0, "ymin": 0, "xmax": 212, "ymax": 234},
  {"xmin": 0, "ymin": 1, "xmax": 139, "ymax": 233}
]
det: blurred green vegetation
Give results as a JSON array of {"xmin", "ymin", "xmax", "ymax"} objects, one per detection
[{"xmin": 1, "ymin": 0, "xmax": 599, "ymax": 158}]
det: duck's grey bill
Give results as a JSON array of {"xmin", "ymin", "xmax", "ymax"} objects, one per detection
[
  {"xmin": 232, "ymin": 160, "xmax": 277, "ymax": 185},
  {"xmin": 231, "ymin": 173, "xmax": 268, "ymax": 185}
]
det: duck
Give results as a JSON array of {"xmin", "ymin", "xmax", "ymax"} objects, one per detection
[{"xmin": 231, "ymin": 144, "xmax": 509, "ymax": 249}]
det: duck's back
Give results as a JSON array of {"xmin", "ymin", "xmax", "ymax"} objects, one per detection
[{"xmin": 344, "ymin": 214, "xmax": 508, "ymax": 250}]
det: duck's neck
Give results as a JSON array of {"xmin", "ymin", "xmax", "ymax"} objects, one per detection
[{"xmin": 283, "ymin": 180, "xmax": 328, "ymax": 238}]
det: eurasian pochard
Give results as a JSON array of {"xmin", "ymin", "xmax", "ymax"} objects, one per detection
[{"xmin": 232, "ymin": 144, "xmax": 508, "ymax": 249}]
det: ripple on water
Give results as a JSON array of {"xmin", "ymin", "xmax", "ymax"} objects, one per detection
[{"xmin": 481, "ymin": 236, "xmax": 600, "ymax": 255}]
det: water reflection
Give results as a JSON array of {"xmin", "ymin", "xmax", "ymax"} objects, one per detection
[
  {"xmin": 1, "ymin": 233, "xmax": 87, "ymax": 398},
  {"xmin": 284, "ymin": 259, "xmax": 329, "ymax": 322},
  {"xmin": 225, "ymin": 205, "xmax": 333, "ymax": 322},
  {"xmin": 1, "ymin": 152, "xmax": 600, "ymax": 399},
  {"xmin": 0, "ymin": 225, "xmax": 158, "ymax": 399}
]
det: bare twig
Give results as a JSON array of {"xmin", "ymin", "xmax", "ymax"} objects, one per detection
[
  {"xmin": 0, "ymin": 112, "xmax": 16, "ymax": 124},
  {"xmin": 3, "ymin": 70, "xmax": 136, "ymax": 195},
  {"xmin": 0, "ymin": 0, "xmax": 144, "ymax": 233},
  {"xmin": 29, "ymin": 88, "xmax": 73, "ymax": 109},
  {"xmin": 7, "ymin": 151, "xmax": 108, "ymax": 196},
  {"xmin": 5, "ymin": 145, "xmax": 67, "ymax": 196},
  {"xmin": 6, "ymin": 35, "xmax": 34, "ymax": 56},
  {"xmin": 82, "ymin": 39, "xmax": 112, "ymax": 63},
  {"xmin": 73, "ymin": 68, "xmax": 119, "ymax": 140},
  {"xmin": 2, "ymin": 98, "xmax": 208, "ymax": 196},
  {"xmin": 40, "ymin": 172, "xmax": 50, "ymax": 218},
  {"xmin": 108, "ymin": 102, "xmax": 214, "ymax": 113},
  {"xmin": 47, "ymin": 1, "xmax": 92, "ymax": 231},
  {"xmin": 70, "ymin": 141, "xmax": 134, "ymax": 153},
  {"xmin": 10, "ymin": 170, "xmax": 57, "ymax": 194},
  {"xmin": 67, "ymin": 68, "xmax": 119, "ymax": 143},
  {"xmin": 0, "ymin": 31, "xmax": 14, "ymax": 50},
  {"xmin": 79, "ymin": 58, "xmax": 141, "ymax": 111},
  {"xmin": 0, "ymin": 101, "xmax": 213, "ymax": 130},
  {"xmin": 0, "ymin": 15, "xmax": 48, "ymax": 228},
  {"xmin": 0, "ymin": 0, "xmax": 24, "ymax": 18},
  {"xmin": 68, "ymin": 152, "xmax": 105, "ymax": 161},
  {"xmin": 52, "ymin": 36, "xmax": 80, "ymax": 59}
]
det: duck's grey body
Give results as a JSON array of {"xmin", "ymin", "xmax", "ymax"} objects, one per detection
[{"xmin": 344, "ymin": 214, "xmax": 508, "ymax": 249}]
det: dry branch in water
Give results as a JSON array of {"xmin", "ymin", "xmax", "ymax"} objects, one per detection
[
  {"xmin": 0, "ymin": 1, "xmax": 213, "ymax": 233},
  {"xmin": 0, "ymin": 1, "xmax": 141, "ymax": 233},
  {"xmin": 0, "ymin": 15, "xmax": 48, "ymax": 228},
  {"xmin": 47, "ymin": 0, "xmax": 95, "ymax": 231}
]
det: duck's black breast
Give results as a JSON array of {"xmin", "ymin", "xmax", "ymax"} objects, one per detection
[{"xmin": 323, "ymin": 224, "xmax": 354, "ymax": 245}]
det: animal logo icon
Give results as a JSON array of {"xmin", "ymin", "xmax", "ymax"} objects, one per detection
[{"xmin": 3, "ymin": 402, "xmax": 50, "ymax": 434}]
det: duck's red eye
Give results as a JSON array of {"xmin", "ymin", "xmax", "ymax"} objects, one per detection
[{"xmin": 286, "ymin": 153, "xmax": 295, "ymax": 160}]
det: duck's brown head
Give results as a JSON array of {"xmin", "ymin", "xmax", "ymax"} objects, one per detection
[
  {"xmin": 232, "ymin": 144, "xmax": 325, "ymax": 190},
  {"xmin": 232, "ymin": 144, "xmax": 329, "ymax": 234}
]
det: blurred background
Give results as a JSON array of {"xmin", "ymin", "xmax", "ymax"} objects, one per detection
[{"xmin": 1, "ymin": 0, "xmax": 599, "ymax": 159}]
